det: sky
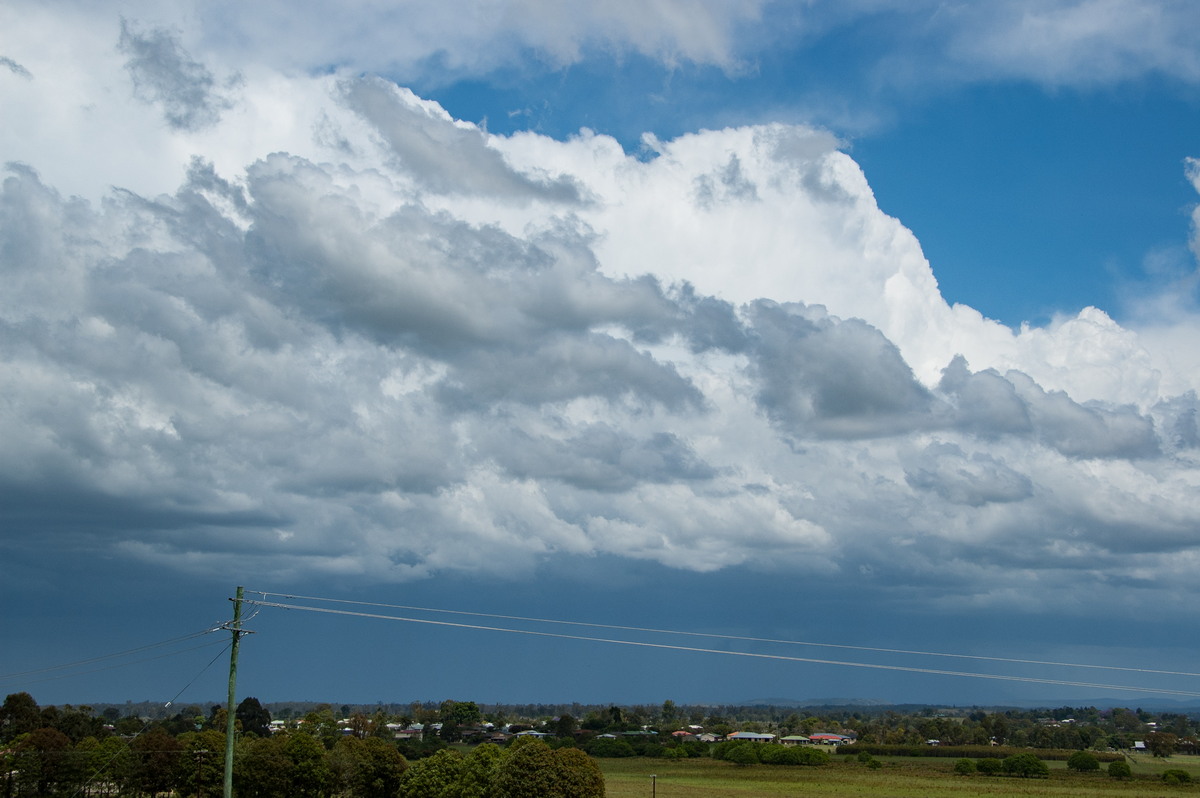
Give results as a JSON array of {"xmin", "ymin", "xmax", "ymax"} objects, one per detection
[{"xmin": 3, "ymin": 0, "xmax": 1200, "ymax": 711}]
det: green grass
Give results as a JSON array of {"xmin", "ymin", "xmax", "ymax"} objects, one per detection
[{"xmin": 597, "ymin": 755, "xmax": 1200, "ymax": 797}]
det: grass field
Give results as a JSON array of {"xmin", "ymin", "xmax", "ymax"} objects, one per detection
[{"xmin": 598, "ymin": 753, "xmax": 1200, "ymax": 797}]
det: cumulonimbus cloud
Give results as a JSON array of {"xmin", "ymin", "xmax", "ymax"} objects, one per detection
[{"xmin": 2, "ymin": 26, "xmax": 1200, "ymax": 614}]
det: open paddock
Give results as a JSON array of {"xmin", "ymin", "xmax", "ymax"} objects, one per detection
[{"xmin": 598, "ymin": 754, "xmax": 1200, "ymax": 797}]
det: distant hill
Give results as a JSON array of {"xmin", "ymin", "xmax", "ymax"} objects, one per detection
[
  {"xmin": 740, "ymin": 697, "xmax": 891, "ymax": 708},
  {"xmin": 740, "ymin": 696, "xmax": 1200, "ymax": 713}
]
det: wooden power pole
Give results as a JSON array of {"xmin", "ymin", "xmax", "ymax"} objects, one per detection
[{"xmin": 223, "ymin": 586, "xmax": 245, "ymax": 798}]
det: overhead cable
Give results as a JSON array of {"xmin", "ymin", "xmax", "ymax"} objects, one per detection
[
  {"xmin": 247, "ymin": 590, "xmax": 1200, "ymax": 679},
  {"xmin": 242, "ymin": 598, "xmax": 1200, "ymax": 698}
]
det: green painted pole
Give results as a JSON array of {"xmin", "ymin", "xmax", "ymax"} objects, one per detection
[{"xmin": 224, "ymin": 586, "xmax": 244, "ymax": 798}]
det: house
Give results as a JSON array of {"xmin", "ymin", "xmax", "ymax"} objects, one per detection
[
  {"xmin": 808, "ymin": 733, "xmax": 851, "ymax": 745},
  {"xmin": 392, "ymin": 724, "xmax": 424, "ymax": 740},
  {"xmin": 727, "ymin": 731, "xmax": 775, "ymax": 743},
  {"xmin": 778, "ymin": 735, "xmax": 811, "ymax": 746},
  {"xmin": 696, "ymin": 732, "xmax": 722, "ymax": 743}
]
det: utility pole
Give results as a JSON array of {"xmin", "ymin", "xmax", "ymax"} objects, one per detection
[
  {"xmin": 196, "ymin": 749, "xmax": 208, "ymax": 798},
  {"xmin": 223, "ymin": 586, "xmax": 246, "ymax": 798}
]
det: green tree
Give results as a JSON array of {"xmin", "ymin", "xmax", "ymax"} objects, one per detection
[
  {"xmin": 1067, "ymin": 750, "xmax": 1099, "ymax": 772},
  {"xmin": 493, "ymin": 736, "xmax": 560, "ymax": 798},
  {"xmin": 397, "ymin": 748, "xmax": 465, "ymax": 798},
  {"xmin": 976, "ymin": 757, "xmax": 1003, "ymax": 775},
  {"xmin": 91, "ymin": 734, "xmax": 135, "ymax": 795},
  {"xmin": 177, "ymin": 729, "xmax": 226, "ymax": 798},
  {"xmin": 659, "ymin": 700, "xmax": 679, "ymax": 730},
  {"xmin": 12, "ymin": 727, "xmax": 72, "ymax": 796},
  {"xmin": 1147, "ymin": 731, "xmax": 1179, "ymax": 758},
  {"xmin": 554, "ymin": 747, "xmax": 604, "ymax": 798},
  {"xmin": 236, "ymin": 697, "xmax": 273, "ymax": 738},
  {"xmin": 0, "ymin": 694, "xmax": 41, "ymax": 744},
  {"xmin": 1003, "ymin": 752, "xmax": 1049, "ymax": 778},
  {"xmin": 236, "ymin": 735, "xmax": 291, "ymax": 798},
  {"xmin": 53, "ymin": 705, "xmax": 105, "ymax": 743},
  {"xmin": 448, "ymin": 700, "xmax": 482, "ymax": 727},
  {"xmin": 299, "ymin": 708, "xmax": 340, "ymax": 748},
  {"xmin": 555, "ymin": 713, "xmax": 579, "ymax": 739},
  {"xmin": 459, "ymin": 743, "xmax": 502, "ymax": 798},
  {"xmin": 953, "ymin": 758, "xmax": 976, "ymax": 775},
  {"xmin": 331, "ymin": 736, "xmax": 407, "ymax": 798},
  {"xmin": 129, "ymin": 726, "xmax": 184, "ymax": 796},
  {"xmin": 284, "ymin": 730, "xmax": 333, "ymax": 797}
]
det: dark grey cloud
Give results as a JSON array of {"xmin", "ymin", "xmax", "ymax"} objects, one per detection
[
  {"xmin": 436, "ymin": 335, "xmax": 703, "ymax": 411},
  {"xmin": 1153, "ymin": 391, "xmax": 1199, "ymax": 451},
  {"xmin": 339, "ymin": 77, "xmax": 583, "ymax": 202},
  {"xmin": 1, "ymin": 56, "xmax": 31, "ymax": 79},
  {"xmin": 747, "ymin": 300, "xmax": 934, "ymax": 438},
  {"xmin": 937, "ymin": 355, "xmax": 1033, "ymax": 437},
  {"xmin": 483, "ymin": 425, "xmax": 716, "ymax": 492},
  {"xmin": 241, "ymin": 154, "xmax": 652, "ymax": 347},
  {"xmin": 904, "ymin": 442, "xmax": 1033, "ymax": 506},
  {"xmin": 1005, "ymin": 371, "xmax": 1160, "ymax": 459},
  {"xmin": 118, "ymin": 19, "xmax": 235, "ymax": 131},
  {"xmin": 938, "ymin": 355, "xmax": 1160, "ymax": 459},
  {"xmin": 675, "ymin": 287, "xmax": 750, "ymax": 353}
]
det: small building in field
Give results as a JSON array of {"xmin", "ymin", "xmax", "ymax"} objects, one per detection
[
  {"xmin": 779, "ymin": 735, "xmax": 811, "ymax": 746},
  {"xmin": 808, "ymin": 733, "xmax": 852, "ymax": 745},
  {"xmin": 727, "ymin": 731, "xmax": 775, "ymax": 743}
]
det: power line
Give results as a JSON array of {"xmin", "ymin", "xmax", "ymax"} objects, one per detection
[
  {"xmin": 242, "ymin": 597, "xmax": 1200, "ymax": 699},
  {"xmin": 247, "ymin": 590, "xmax": 1200, "ymax": 680},
  {"xmin": 68, "ymin": 641, "xmax": 233, "ymax": 798}
]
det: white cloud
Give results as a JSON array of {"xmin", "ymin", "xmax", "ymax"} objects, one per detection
[
  {"xmin": 3, "ymin": 19, "xmax": 1200, "ymax": 620},
  {"xmin": 939, "ymin": 0, "xmax": 1200, "ymax": 86},
  {"xmin": 34, "ymin": 0, "xmax": 766, "ymax": 78}
]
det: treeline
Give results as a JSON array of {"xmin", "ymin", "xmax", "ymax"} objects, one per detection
[
  {"xmin": 0, "ymin": 693, "xmax": 603, "ymax": 798},
  {"xmin": 840, "ymin": 743, "xmax": 1124, "ymax": 762},
  {"xmin": 76, "ymin": 698, "xmax": 1200, "ymax": 750}
]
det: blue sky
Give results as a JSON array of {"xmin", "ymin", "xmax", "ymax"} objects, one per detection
[{"xmin": 3, "ymin": 0, "xmax": 1200, "ymax": 711}]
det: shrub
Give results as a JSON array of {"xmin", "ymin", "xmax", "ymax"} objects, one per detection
[
  {"xmin": 1066, "ymin": 751, "xmax": 1099, "ymax": 772},
  {"xmin": 791, "ymin": 747, "xmax": 830, "ymax": 766},
  {"xmin": 953, "ymin": 758, "xmax": 976, "ymax": 775},
  {"xmin": 710, "ymin": 741, "xmax": 737, "ymax": 761},
  {"xmin": 584, "ymin": 738, "xmax": 635, "ymax": 758},
  {"xmin": 758, "ymin": 745, "xmax": 791, "ymax": 765},
  {"xmin": 1003, "ymin": 752, "xmax": 1049, "ymax": 778},
  {"xmin": 1162, "ymin": 768, "xmax": 1192, "ymax": 784},
  {"xmin": 1107, "ymin": 760, "xmax": 1132, "ymax": 779},
  {"xmin": 976, "ymin": 757, "xmax": 1003, "ymax": 775},
  {"xmin": 724, "ymin": 743, "xmax": 760, "ymax": 766}
]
